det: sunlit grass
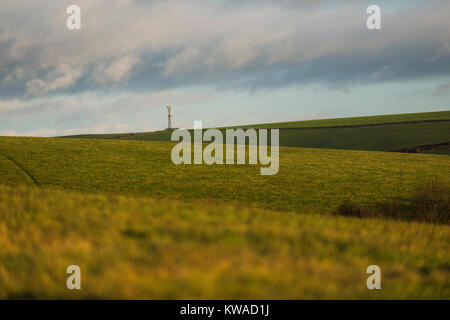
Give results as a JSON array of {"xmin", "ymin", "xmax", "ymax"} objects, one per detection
[
  {"xmin": 0, "ymin": 184, "xmax": 448, "ymax": 299},
  {"xmin": 1, "ymin": 137, "xmax": 449, "ymax": 212},
  {"xmin": 0, "ymin": 136, "xmax": 449, "ymax": 299}
]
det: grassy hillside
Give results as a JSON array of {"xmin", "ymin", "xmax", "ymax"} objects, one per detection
[
  {"xmin": 1, "ymin": 136, "xmax": 449, "ymax": 299},
  {"xmin": 128, "ymin": 121, "xmax": 450, "ymax": 152},
  {"xmin": 229, "ymin": 110, "xmax": 450, "ymax": 129},
  {"xmin": 1, "ymin": 136, "xmax": 449, "ymax": 212},
  {"xmin": 0, "ymin": 155, "xmax": 33, "ymax": 185},
  {"xmin": 0, "ymin": 184, "xmax": 448, "ymax": 299},
  {"xmin": 65, "ymin": 111, "xmax": 450, "ymax": 137},
  {"xmin": 62, "ymin": 111, "xmax": 450, "ymax": 152},
  {"xmin": 277, "ymin": 121, "xmax": 450, "ymax": 151}
]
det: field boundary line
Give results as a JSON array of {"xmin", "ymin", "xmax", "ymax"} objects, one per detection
[
  {"xmin": 241, "ymin": 119, "xmax": 450, "ymax": 131},
  {"xmin": 389, "ymin": 141, "xmax": 450, "ymax": 153},
  {"xmin": 2, "ymin": 154, "xmax": 40, "ymax": 186}
]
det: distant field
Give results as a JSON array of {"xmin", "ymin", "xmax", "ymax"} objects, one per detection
[
  {"xmin": 62, "ymin": 111, "xmax": 450, "ymax": 153},
  {"xmin": 228, "ymin": 110, "xmax": 450, "ymax": 129},
  {"xmin": 277, "ymin": 121, "xmax": 450, "ymax": 151},
  {"xmin": 1, "ymin": 137, "xmax": 449, "ymax": 212},
  {"xmin": 0, "ymin": 184, "xmax": 448, "ymax": 299},
  {"xmin": 64, "ymin": 111, "xmax": 450, "ymax": 137},
  {"xmin": 127, "ymin": 121, "xmax": 450, "ymax": 152}
]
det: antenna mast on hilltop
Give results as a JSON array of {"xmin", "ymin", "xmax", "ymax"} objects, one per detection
[{"xmin": 167, "ymin": 105, "xmax": 174, "ymax": 130}]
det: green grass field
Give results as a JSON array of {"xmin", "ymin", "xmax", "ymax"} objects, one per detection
[
  {"xmin": 1, "ymin": 111, "xmax": 449, "ymax": 299},
  {"xmin": 0, "ymin": 184, "xmax": 448, "ymax": 299},
  {"xmin": 64, "ymin": 111, "xmax": 450, "ymax": 152},
  {"xmin": 1, "ymin": 137, "xmax": 449, "ymax": 212}
]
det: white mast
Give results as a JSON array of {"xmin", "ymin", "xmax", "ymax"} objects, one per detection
[{"xmin": 167, "ymin": 105, "xmax": 174, "ymax": 130}]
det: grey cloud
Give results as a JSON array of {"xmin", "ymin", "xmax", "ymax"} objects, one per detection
[
  {"xmin": 0, "ymin": 0, "xmax": 450, "ymax": 98},
  {"xmin": 433, "ymin": 82, "xmax": 450, "ymax": 96}
]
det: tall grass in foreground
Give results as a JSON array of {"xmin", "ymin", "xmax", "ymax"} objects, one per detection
[
  {"xmin": 334, "ymin": 179, "xmax": 450, "ymax": 225},
  {"xmin": 0, "ymin": 184, "xmax": 449, "ymax": 299}
]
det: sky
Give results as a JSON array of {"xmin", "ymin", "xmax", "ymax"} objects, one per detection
[{"xmin": 0, "ymin": 0, "xmax": 449, "ymax": 136}]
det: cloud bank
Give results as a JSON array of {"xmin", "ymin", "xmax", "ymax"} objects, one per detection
[
  {"xmin": 1, "ymin": 0, "xmax": 449, "ymax": 97},
  {"xmin": 0, "ymin": 0, "xmax": 449, "ymax": 135}
]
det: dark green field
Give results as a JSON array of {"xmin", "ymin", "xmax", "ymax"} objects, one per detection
[
  {"xmin": 62, "ymin": 111, "xmax": 450, "ymax": 153},
  {"xmin": 230, "ymin": 110, "xmax": 450, "ymax": 129}
]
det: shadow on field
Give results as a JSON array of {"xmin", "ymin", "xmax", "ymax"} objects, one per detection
[{"xmin": 333, "ymin": 178, "xmax": 449, "ymax": 225}]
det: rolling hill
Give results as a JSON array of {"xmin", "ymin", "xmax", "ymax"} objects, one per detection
[
  {"xmin": 1, "ymin": 112, "xmax": 449, "ymax": 299},
  {"xmin": 1, "ymin": 136, "xmax": 449, "ymax": 212},
  {"xmin": 61, "ymin": 110, "xmax": 450, "ymax": 153},
  {"xmin": 0, "ymin": 136, "xmax": 449, "ymax": 299}
]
